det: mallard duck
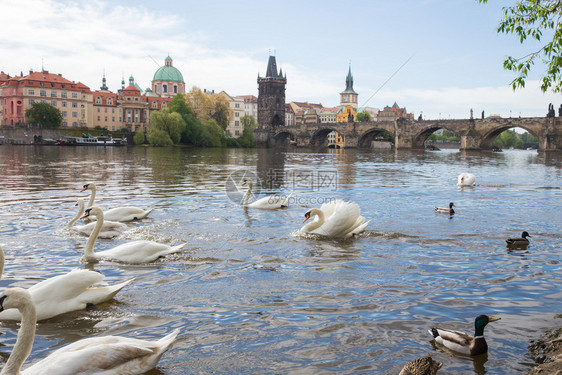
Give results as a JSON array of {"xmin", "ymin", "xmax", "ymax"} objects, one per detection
[
  {"xmin": 399, "ymin": 355, "xmax": 443, "ymax": 375},
  {"xmin": 506, "ymin": 231, "xmax": 531, "ymax": 246},
  {"xmin": 457, "ymin": 173, "xmax": 476, "ymax": 187},
  {"xmin": 435, "ymin": 202, "xmax": 455, "ymax": 215},
  {"xmin": 428, "ymin": 314, "xmax": 500, "ymax": 356}
]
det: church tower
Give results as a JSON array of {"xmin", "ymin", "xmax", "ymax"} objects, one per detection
[
  {"xmin": 257, "ymin": 55, "xmax": 286, "ymax": 129},
  {"xmin": 340, "ymin": 64, "xmax": 358, "ymax": 109}
]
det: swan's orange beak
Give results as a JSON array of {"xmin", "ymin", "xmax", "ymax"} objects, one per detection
[
  {"xmin": 80, "ymin": 185, "xmax": 88, "ymax": 192},
  {"xmin": 303, "ymin": 212, "xmax": 310, "ymax": 223},
  {"xmin": 80, "ymin": 209, "xmax": 91, "ymax": 219}
]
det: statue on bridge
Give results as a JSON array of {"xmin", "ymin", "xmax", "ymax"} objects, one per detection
[
  {"xmin": 547, "ymin": 103, "xmax": 555, "ymax": 118},
  {"xmin": 558, "ymin": 104, "xmax": 562, "ymax": 117}
]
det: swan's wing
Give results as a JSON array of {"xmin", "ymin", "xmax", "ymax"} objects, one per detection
[
  {"xmin": 313, "ymin": 201, "xmax": 363, "ymax": 238},
  {"xmin": 99, "ymin": 241, "xmax": 185, "ymax": 263},
  {"xmin": 248, "ymin": 195, "xmax": 290, "ymax": 209},
  {"xmin": 104, "ymin": 207, "xmax": 152, "ymax": 222},
  {"xmin": 27, "ymin": 270, "xmax": 131, "ymax": 321},
  {"xmin": 23, "ymin": 330, "xmax": 179, "ymax": 375}
]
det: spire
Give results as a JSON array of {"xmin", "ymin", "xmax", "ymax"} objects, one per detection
[
  {"xmin": 340, "ymin": 62, "xmax": 358, "ymax": 95},
  {"xmin": 346, "ymin": 63, "xmax": 353, "ymax": 91},
  {"xmin": 129, "ymin": 74, "xmax": 135, "ymax": 86},
  {"xmin": 121, "ymin": 74, "xmax": 125, "ymax": 90},
  {"xmin": 265, "ymin": 55, "xmax": 279, "ymax": 78},
  {"xmin": 100, "ymin": 70, "xmax": 108, "ymax": 91}
]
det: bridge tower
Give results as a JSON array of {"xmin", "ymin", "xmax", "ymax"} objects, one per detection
[{"xmin": 256, "ymin": 55, "xmax": 286, "ymax": 146}]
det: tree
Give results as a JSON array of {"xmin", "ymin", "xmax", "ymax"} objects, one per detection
[
  {"xmin": 356, "ymin": 111, "xmax": 371, "ymax": 122},
  {"xmin": 478, "ymin": 0, "xmax": 562, "ymax": 93},
  {"xmin": 203, "ymin": 119, "xmax": 224, "ymax": 147},
  {"xmin": 237, "ymin": 115, "xmax": 257, "ymax": 147},
  {"xmin": 133, "ymin": 131, "xmax": 146, "ymax": 145},
  {"xmin": 25, "ymin": 102, "xmax": 63, "ymax": 128},
  {"xmin": 147, "ymin": 110, "xmax": 185, "ymax": 145},
  {"xmin": 184, "ymin": 87, "xmax": 233, "ymax": 131}
]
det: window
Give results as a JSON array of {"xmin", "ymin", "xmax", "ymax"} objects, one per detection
[
  {"xmin": 51, "ymin": 91, "xmax": 57, "ymax": 97},
  {"xmin": 62, "ymin": 121, "xmax": 67, "ymax": 127},
  {"xmin": 97, "ymin": 116, "xmax": 100, "ymax": 121},
  {"xmin": 72, "ymin": 122, "xmax": 77, "ymax": 127},
  {"xmin": 163, "ymin": 84, "xmax": 167, "ymax": 93},
  {"xmin": 235, "ymin": 112, "xmax": 239, "ymax": 117},
  {"xmin": 235, "ymin": 103, "xmax": 240, "ymax": 108},
  {"xmin": 105, "ymin": 116, "xmax": 108, "ymax": 122},
  {"xmin": 62, "ymin": 101, "xmax": 67, "ymax": 107},
  {"xmin": 28, "ymin": 89, "xmax": 35, "ymax": 95},
  {"xmin": 40, "ymin": 90, "xmax": 46, "ymax": 97},
  {"xmin": 29, "ymin": 99, "xmax": 35, "ymax": 104},
  {"xmin": 95, "ymin": 98, "xmax": 101, "ymax": 104},
  {"xmin": 71, "ymin": 92, "xmax": 78, "ymax": 98},
  {"xmin": 235, "ymin": 130, "xmax": 240, "ymax": 136},
  {"xmin": 72, "ymin": 102, "xmax": 77, "ymax": 108},
  {"xmin": 235, "ymin": 121, "xmax": 239, "ymax": 126},
  {"xmin": 61, "ymin": 92, "xmax": 67, "ymax": 98},
  {"xmin": 51, "ymin": 101, "xmax": 56, "ymax": 106},
  {"xmin": 72, "ymin": 112, "xmax": 77, "ymax": 118},
  {"xmin": 173, "ymin": 85, "xmax": 177, "ymax": 93},
  {"xmin": 104, "ymin": 107, "xmax": 107, "ymax": 113},
  {"xmin": 62, "ymin": 111, "xmax": 67, "ymax": 117}
]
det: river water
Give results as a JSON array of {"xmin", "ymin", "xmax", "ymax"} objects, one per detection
[{"xmin": 0, "ymin": 145, "xmax": 560, "ymax": 374}]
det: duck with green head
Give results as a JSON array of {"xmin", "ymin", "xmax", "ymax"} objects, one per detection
[{"xmin": 428, "ymin": 314, "xmax": 501, "ymax": 356}]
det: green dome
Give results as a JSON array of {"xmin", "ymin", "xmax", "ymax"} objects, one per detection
[{"xmin": 153, "ymin": 56, "xmax": 184, "ymax": 83}]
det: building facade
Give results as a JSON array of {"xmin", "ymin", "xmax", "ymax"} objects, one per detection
[{"xmin": 1, "ymin": 70, "xmax": 93, "ymax": 128}]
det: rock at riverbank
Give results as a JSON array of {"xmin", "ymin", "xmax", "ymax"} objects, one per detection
[{"xmin": 526, "ymin": 326, "xmax": 562, "ymax": 374}]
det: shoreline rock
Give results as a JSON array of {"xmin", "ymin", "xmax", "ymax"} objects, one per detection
[{"xmin": 526, "ymin": 325, "xmax": 562, "ymax": 374}]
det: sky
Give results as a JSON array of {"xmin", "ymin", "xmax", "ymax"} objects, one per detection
[{"xmin": 1, "ymin": 0, "xmax": 560, "ymax": 120}]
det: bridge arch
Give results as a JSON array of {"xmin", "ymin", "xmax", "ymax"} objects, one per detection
[
  {"xmin": 273, "ymin": 130, "xmax": 296, "ymax": 146},
  {"xmin": 412, "ymin": 125, "xmax": 461, "ymax": 149},
  {"xmin": 358, "ymin": 127, "xmax": 395, "ymax": 148},
  {"xmin": 480, "ymin": 124, "xmax": 540, "ymax": 150},
  {"xmin": 310, "ymin": 128, "xmax": 343, "ymax": 147}
]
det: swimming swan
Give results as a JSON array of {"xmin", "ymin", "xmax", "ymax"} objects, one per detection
[
  {"xmin": 0, "ymin": 245, "xmax": 133, "ymax": 321},
  {"xmin": 81, "ymin": 207, "xmax": 186, "ymax": 263},
  {"xmin": 457, "ymin": 173, "xmax": 476, "ymax": 187},
  {"xmin": 81, "ymin": 183, "xmax": 153, "ymax": 222},
  {"xmin": 299, "ymin": 199, "xmax": 369, "ymax": 239},
  {"xmin": 435, "ymin": 202, "xmax": 455, "ymax": 215},
  {"xmin": 0, "ymin": 287, "xmax": 179, "ymax": 375},
  {"xmin": 67, "ymin": 198, "xmax": 126, "ymax": 238},
  {"xmin": 241, "ymin": 178, "xmax": 290, "ymax": 209}
]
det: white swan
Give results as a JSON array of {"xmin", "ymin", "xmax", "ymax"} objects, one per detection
[
  {"xmin": 241, "ymin": 178, "xmax": 291, "ymax": 209},
  {"xmin": 80, "ymin": 207, "xmax": 186, "ymax": 264},
  {"xmin": 0, "ymin": 245, "xmax": 133, "ymax": 321},
  {"xmin": 81, "ymin": 182, "xmax": 153, "ymax": 222},
  {"xmin": 67, "ymin": 198, "xmax": 126, "ymax": 239},
  {"xmin": 457, "ymin": 173, "xmax": 476, "ymax": 187},
  {"xmin": 299, "ymin": 199, "xmax": 369, "ymax": 239},
  {"xmin": 0, "ymin": 287, "xmax": 179, "ymax": 375},
  {"xmin": 435, "ymin": 202, "xmax": 455, "ymax": 215}
]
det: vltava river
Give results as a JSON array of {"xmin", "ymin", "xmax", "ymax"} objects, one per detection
[{"xmin": 0, "ymin": 145, "xmax": 560, "ymax": 374}]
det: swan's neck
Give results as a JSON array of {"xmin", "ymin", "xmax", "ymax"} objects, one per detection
[
  {"xmin": 67, "ymin": 200, "xmax": 85, "ymax": 228},
  {"xmin": 1, "ymin": 299, "xmax": 36, "ymax": 375},
  {"xmin": 84, "ymin": 211, "xmax": 103, "ymax": 259},
  {"xmin": 303, "ymin": 209, "xmax": 325, "ymax": 232},
  {"xmin": 87, "ymin": 185, "xmax": 96, "ymax": 208},
  {"xmin": 243, "ymin": 181, "xmax": 253, "ymax": 206}
]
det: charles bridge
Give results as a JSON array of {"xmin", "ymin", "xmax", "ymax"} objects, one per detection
[{"xmin": 256, "ymin": 116, "xmax": 562, "ymax": 151}]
